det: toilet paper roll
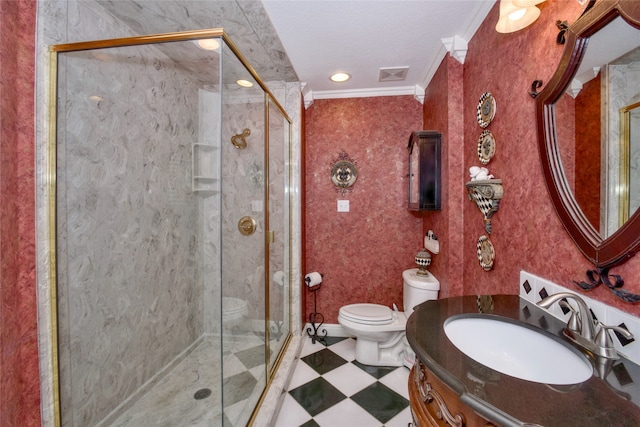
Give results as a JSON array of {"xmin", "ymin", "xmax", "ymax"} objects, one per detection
[{"xmin": 304, "ymin": 272, "xmax": 323, "ymax": 287}]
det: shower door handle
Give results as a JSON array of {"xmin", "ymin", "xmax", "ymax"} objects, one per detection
[{"xmin": 238, "ymin": 216, "xmax": 257, "ymax": 236}]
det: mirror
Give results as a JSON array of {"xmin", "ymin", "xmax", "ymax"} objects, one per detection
[
  {"xmin": 536, "ymin": 0, "xmax": 640, "ymax": 269},
  {"xmin": 555, "ymin": 15, "xmax": 640, "ymax": 238}
]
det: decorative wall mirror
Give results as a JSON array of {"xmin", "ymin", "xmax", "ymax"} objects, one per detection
[{"xmin": 535, "ymin": 0, "xmax": 640, "ymax": 301}]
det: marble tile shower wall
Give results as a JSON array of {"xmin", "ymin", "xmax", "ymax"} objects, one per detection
[
  {"xmin": 520, "ymin": 271, "xmax": 640, "ymax": 365},
  {"xmin": 56, "ymin": 43, "xmax": 207, "ymax": 426}
]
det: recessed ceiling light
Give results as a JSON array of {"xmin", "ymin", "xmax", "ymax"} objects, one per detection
[
  {"xmin": 330, "ymin": 72, "xmax": 351, "ymax": 83},
  {"xmin": 194, "ymin": 39, "xmax": 220, "ymax": 51},
  {"xmin": 237, "ymin": 79, "xmax": 254, "ymax": 88}
]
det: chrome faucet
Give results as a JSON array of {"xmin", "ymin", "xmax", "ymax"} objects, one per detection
[{"xmin": 538, "ymin": 292, "xmax": 633, "ymax": 359}]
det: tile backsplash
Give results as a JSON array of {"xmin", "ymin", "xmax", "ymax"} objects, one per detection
[{"xmin": 520, "ymin": 271, "xmax": 640, "ymax": 365}]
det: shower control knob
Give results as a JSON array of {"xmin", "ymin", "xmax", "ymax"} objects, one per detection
[{"xmin": 238, "ymin": 216, "xmax": 257, "ymax": 236}]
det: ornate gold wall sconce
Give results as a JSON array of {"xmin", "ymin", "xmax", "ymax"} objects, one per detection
[{"xmin": 330, "ymin": 151, "xmax": 357, "ymax": 196}]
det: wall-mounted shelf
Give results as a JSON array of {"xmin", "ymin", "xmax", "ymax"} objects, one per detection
[
  {"xmin": 192, "ymin": 143, "xmax": 220, "ymax": 194},
  {"xmin": 466, "ymin": 179, "xmax": 503, "ymax": 234}
]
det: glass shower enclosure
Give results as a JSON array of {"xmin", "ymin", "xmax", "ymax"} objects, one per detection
[{"xmin": 49, "ymin": 30, "xmax": 292, "ymax": 426}]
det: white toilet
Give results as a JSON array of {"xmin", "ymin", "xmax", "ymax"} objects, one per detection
[{"xmin": 338, "ymin": 268, "xmax": 440, "ymax": 366}]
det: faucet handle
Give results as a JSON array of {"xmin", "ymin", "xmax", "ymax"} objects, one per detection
[
  {"xmin": 595, "ymin": 323, "xmax": 634, "ymax": 350},
  {"xmin": 559, "ymin": 299, "xmax": 581, "ymax": 333}
]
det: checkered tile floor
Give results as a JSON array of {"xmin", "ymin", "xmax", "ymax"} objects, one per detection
[{"xmin": 274, "ymin": 337, "xmax": 411, "ymax": 427}]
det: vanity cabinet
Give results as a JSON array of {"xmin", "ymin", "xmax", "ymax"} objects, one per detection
[
  {"xmin": 408, "ymin": 296, "xmax": 640, "ymax": 426},
  {"xmin": 409, "ymin": 358, "xmax": 496, "ymax": 427}
]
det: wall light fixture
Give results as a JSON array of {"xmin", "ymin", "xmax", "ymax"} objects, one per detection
[{"xmin": 495, "ymin": 0, "xmax": 546, "ymax": 33}]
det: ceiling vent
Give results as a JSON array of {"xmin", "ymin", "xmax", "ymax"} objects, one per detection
[{"xmin": 378, "ymin": 66, "xmax": 409, "ymax": 82}]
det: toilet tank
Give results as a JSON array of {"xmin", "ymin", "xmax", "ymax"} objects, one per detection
[{"xmin": 403, "ymin": 268, "xmax": 440, "ymax": 313}]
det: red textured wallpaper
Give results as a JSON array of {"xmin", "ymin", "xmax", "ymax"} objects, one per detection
[
  {"xmin": 455, "ymin": 0, "xmax": 640, "ymax": 315},
  {"xmin": 305, "ymin": 0, "xmax": 640, "ymax": 322},
  {"xmin": 0, "ymin": 0, "xmax": 41, "ymax": 425},
  {"xmin": 7, "ymin": 3, "xmax": 640, "ymax": 423},
  {"xmin": 575, "ymin": 75, "xmax": 602, "ymax": 230},
  {"xmin": 423, "ymin": 56, "xmax": 465, "ymax": 298},
  {"xmin": 304, "ymin": 96, "xmax": 423, "ymax": 323}
]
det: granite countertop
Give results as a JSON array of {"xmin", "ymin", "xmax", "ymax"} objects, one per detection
[{"xmin": 406, "ymin": 295, "xmax": 640, "ymax": 427}]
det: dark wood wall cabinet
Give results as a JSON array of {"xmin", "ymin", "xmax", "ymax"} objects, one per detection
[{"xmin": 408, "ymin": 131, "xmax": 441, "ymax": 211}]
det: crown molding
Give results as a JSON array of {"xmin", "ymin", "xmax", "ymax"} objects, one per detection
[
  {"xmin": 442, "ymin": 35, "xmax": 468, "ymax": 64},
  {"xmin": 305, "ymin": 85, "xmax": 425, "ymax": 106},
  {"xmin": 301, "ymin": 82, "xmax": 314, "ymax": 108},
  {"xmin": 419, "ymin": 0, "xmax": 496, "ymax": 89},
  {"xmin": 566, "ymin": 78, "xmax": 583, "ymax": 98},
  {"xmin": 302, "ymin": 1, "xmax": 496, "ymax": 105},
  {"xmin": 418, "ymin": 44, "xmax": 449, "ymax": 91},
  {"xmin": 461, "ymin": 0, "xmax": 497, "ymax": 41}
]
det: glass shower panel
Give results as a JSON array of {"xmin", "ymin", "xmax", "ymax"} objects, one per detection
[
  {"xmin": 219, "ymin": 40, "xmax": 267, "ymax": 426},
  {"xmin": 52, "ymin": 31, "xmax": 293, "ymax": 427},
  {"xmin": 55, "ymin": 38, "xmax": 224, "ymax": 426},
  {"xmin": 267, "ymin": 97, "xmax": 291, "ymax": 373}
]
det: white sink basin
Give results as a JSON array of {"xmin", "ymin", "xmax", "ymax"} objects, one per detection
[{"xmin": 444, "ymin": 315, "xmax": 593, "ymax": 385}]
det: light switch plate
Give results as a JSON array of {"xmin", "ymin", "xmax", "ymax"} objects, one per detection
[{"xmin": 337, "ymin": 200, "xmax": 350, "ymax": 212}]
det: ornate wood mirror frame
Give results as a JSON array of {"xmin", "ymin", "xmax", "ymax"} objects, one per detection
[{"xmin": 535, "ymin": 0, "xmax": 640, "ymax": 301}]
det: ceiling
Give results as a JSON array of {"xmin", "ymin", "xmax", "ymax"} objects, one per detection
[{"xmin": 261, "ymin": 0, "xmax": 496, "ymax": 102}]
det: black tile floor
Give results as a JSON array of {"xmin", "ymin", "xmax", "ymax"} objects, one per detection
[{"xmin": 274, "ymin": 337, "xmax": 411, "ymax": 426}]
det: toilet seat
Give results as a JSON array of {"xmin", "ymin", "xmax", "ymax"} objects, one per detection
[{"xmin": 339, "ymin": 303, "xmax": 394, "ymax": 325}]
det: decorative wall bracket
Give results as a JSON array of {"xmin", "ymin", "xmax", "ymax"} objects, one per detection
[
  {"xmin": 529, "ymin": 80, "xmax": 543, "ymax": 99},
  {"xmin": 466, "ymin": 179, "xmax": 504, "ymax": 234},
  {"xmin": 530, "ymin": 1, "xmax": 598, "ymax": 97},
  {"xmin": 574, "ymin": 267, "xmax": 640, "ymax": 303},
  {"xmin": 556, "ymin": 0, "xmax": 596, "ymax": 44}
]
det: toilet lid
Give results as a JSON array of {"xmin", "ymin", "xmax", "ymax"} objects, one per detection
[{"xmin": 339, "ymin": 303, "xmax": 393, "ymax": 325}]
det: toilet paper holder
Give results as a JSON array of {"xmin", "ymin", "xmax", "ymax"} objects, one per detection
[{"xmin": 305, "ymin": 272, "xmax": 326, "ymax": 344}]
